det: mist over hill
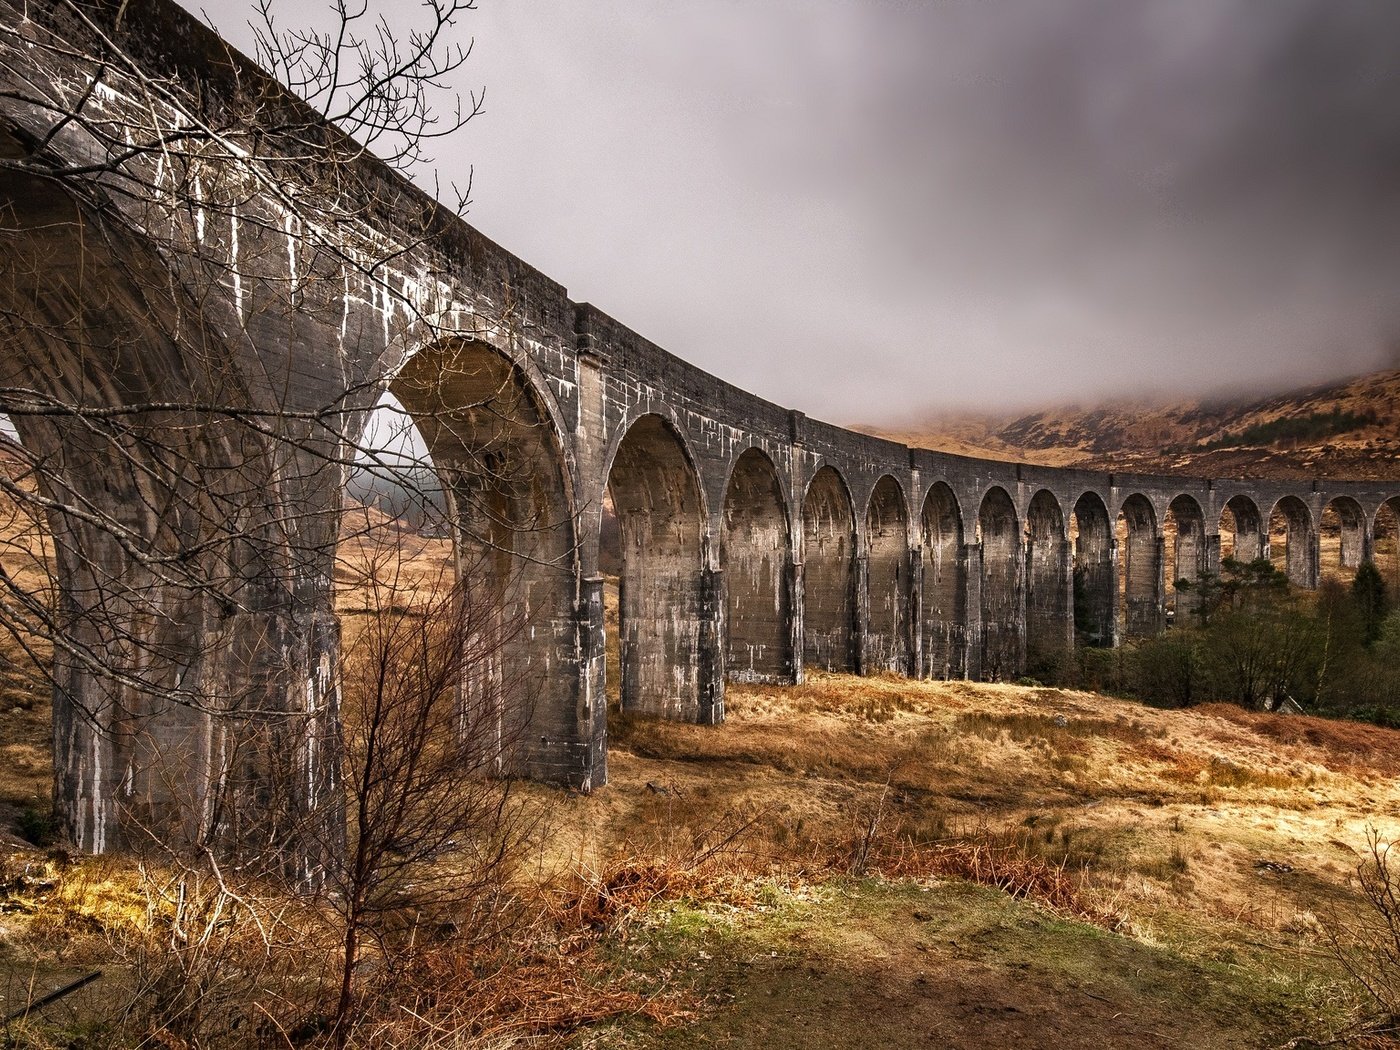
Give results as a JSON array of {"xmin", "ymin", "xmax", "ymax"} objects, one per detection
[
  {"xmin": 856, "ymin": 369, "xmax": 1400, "ymax": 480},
  {"xmin": 345, "ymin": 462, "xmax": 449, "ymax": 532}
]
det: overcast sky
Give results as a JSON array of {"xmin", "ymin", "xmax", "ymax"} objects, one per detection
[{"xmin": 190, "ymin": 1, "xmax": 1400, "ymax": 425}]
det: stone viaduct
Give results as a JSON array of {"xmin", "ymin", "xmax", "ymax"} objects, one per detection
[{"xmin": 2, "ymin": 0, "xmax": 1398, "ymax": 864}]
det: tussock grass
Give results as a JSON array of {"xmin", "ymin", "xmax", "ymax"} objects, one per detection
[
  {"xmin": 1197, "ymin": 703, "xmax": 1400, "ymax": 779},
  {"xmin": 6, "ymin": 635, "xmax": 1400, "ymax": 1046},
  {"xmin": 831, "ymin": 811, "xmax": 1127, "ymax": 929}
]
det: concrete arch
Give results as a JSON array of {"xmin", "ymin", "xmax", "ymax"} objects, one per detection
[
  {"xmin": 722, "ymin": 448, "xmax": 793, "ymax": 683},
  {"xmin": 1117, "ymin": 494, "xmax": 1162, "ymax": 638},
  {"xmin": 1072, "ymin": 492, "xmax": 1115, "ymax": 647},
  {"xmin": 604, "ymin": 413, "xmax": 718, "ymax": 724},
  {"xmin": 802, "ymin": 465, "xmax": 858, "ymax": 672},
  {"xmin": 1165, "ymin": 494, "xmax": 1207, "ymax": 626},
  {"xmin": 1024, "ymin": 490, "xmax": 1071, "ymax": 669},
  {"xmin": 718, "ymin": 440, "xmax": 794, "ymax": 530},
  {"xmin": 978, "ymin": 486, "xmax": 1023, "ymax": 680},
  {"xmin": 1220, "ymin": 494, "xmax": 1266, "ymax": 564},
  {"xmin": 1374, "ymin": 498, "xmax": 1400, "ymax": 596},
  {"xmin": 1320, "ymin": 496, "xmax": 1367, "ymax": 583},
  {"xmin": 396, "ymin": 331, "xmax": 573, "ymax": 474},
  {"xmin": 392, "ymin": 338, "xmax": 586, "ymax": 784},
  {"xmin": 865, "ymin": 474, "xmax": 912, "ymax": 674},
  {"xmin": 921, "ymin": 481, "xmax": 966, "ymax": 678},
  {"xmin": 1269, "ymin": 495, "xmax": 1317, "ymax": 588},
  {"xmin": 598, "ymin": 407, "xmax": 711, "ymax": 531}
]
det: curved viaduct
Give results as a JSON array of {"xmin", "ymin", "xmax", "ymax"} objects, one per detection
[
  {"xmin": 438, "ymin": 302, "xmax": 1398, "ymax": 794},
  {"xmin": 2, "ymin": 0, "xmax": 1398, "ymax": 860}
]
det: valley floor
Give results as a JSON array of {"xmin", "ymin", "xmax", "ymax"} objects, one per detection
[
  {"xmin": 3, "ymin": 672, "xmax": 1399, "ymax": 1047},
  {"xmin": 551, "ymin": 674, "xmax": 1400, "ymax": 1048}
]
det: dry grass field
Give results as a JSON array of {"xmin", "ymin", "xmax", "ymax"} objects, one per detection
[
  {"xmin": 10, "ymin": 643, "xmax": 1399, "ymax": 1044},
  {"xmin": 2, "ymin": 506, "xmax": 1399, "ymax": 1045},
  {"xmin": 557, "ymin": 672, "xmax": 1400, "ymax": 1047}
]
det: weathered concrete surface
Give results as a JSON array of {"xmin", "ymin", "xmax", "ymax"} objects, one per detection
[{"xmin": 3, "ymin": 0, "xmax": 1399, "ymax": 866}]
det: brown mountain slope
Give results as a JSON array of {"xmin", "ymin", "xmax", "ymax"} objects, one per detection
[{"xmin": 858, "ymin": 369, "xmax": 1400, "ymax": 480}]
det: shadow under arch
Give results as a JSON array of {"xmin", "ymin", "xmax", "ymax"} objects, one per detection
[
  {"xmin": 1117, "ymin": 494, "xmax": 1162, "ymax": 639},
  {"xmin": 391, "ymin": 337, "xmax": 593, "ymax": 785},
  {"xmin": 1269, "ymin": 495, "xmax": 1316, "ymax": 588},
  {"xmin": 1320, "ymin": 496, "xmax": 1366, "ymax": 584},
  {"xmin": 1165, "ymin": 494, "xmax": 1207, "ymax": 627},
  {"xmin": 865, "ymin": 474, "xmax": 911, "ymax": 675},
  {"xmin": 1375, "ymin": 497, "xmax": 1400, "ymax": 595},
  {"xmin": 1220, "ymin": 494, "xmax": 1265, "ymax": 564},
  {"xmin": 802, "ymin": 465, "xmax": 858, "ymax": 672},
  {"xmin": 921, "ymin": 481, "xmax": 966, "ymax": 678},
  {"xmin": 599, "ymin": 412, "xmax": 717, "ymax": 724},
  {"xmin": 1025, "ymin": 490, "xmax": 1069, "ymax": 671},
  {"xmin": 721, "ymin": 447, "xmax": 793, "ymax": 683},
  {"xmin": 978, "ymin": 486, "xmax": 1022, "ymax": 680},
  {"xmin": 1072, "ymin": 491, "xmax": 1114, "ymax": 647}
]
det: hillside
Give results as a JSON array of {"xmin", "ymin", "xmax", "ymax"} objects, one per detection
[{"xmin": 858, "ymin": 369, "xmax": 1400, "ymax": 480}]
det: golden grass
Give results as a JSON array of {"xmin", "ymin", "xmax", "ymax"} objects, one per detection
[
  {"xmin": 1196, "ymin": 703, "xmax": 1400, "ymax": 778},
  {"xmin": 5, "ymin": 662, "xmax": 1400, "ymax": 1045},
  {"xmin": 580, "ymin": 671, "xmax": 1400, "ymax": 957}
]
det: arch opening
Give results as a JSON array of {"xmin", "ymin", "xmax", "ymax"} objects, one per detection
[
  {"xmin": 1165, "ymin": 495, "xmax": 1207, "ymax": 627},
  {"xmin": 601, "ymin": 414, "xmax": 711, "ymax": 723},
  {"xmin": 1220, "ymin": 495, "xmax": 1265, "ymax": 565},
  {"xmin": 1268, "ymin": 496, "xmax": 1316, "ymax": 588},
  {"xmin": 865, "ymin": 475, "xmax": 911, "ymax": 675},
  {"xmin": 1375, "ymin": 498, "xmax": 1400, "ymax": 597},
  {"xmin": 1320, "ymin": 497, "xmax": 1366, "ymax": 585},
  {"xmin": 0, "ymin": 416, "xmax": 59, "ymax": 837},
  {"xmin": 1072, "ymin": 492, "xmax": 1115, "ymax": 647},
  {"xmin": 1117, "ymin": 494, "xmax": 1162, "ymax": 639},
  {"xmin": 721, "ymin": 449, "xmax": 792, "ymax": 683},
  {"xmin": 978, "ymin": 487, "xmax": 1022, "ymax": 680},
  {"xmin": 1024, "ymin": 490, "xmax": 1070, "ymax": 670},
  {"xmin": 921, "ymin": 483, "xmax": 966, "ymax": 678},
  {"xmin": 392, "ymin": 340, "xmax": 584, "ymax": 782},
  {"xmin": 802, "ymin": 467, "xmax": 857, "ymax": 672}
]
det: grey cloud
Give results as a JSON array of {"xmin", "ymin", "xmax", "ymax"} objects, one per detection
[{"xmin": 188, "ymin": 0, "xmax": 1400, "ymax": 422}]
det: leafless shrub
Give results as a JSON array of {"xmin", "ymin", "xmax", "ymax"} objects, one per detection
[
  {"xmin": 1323, "ymin": 829, "xmax": 1400, "ymax": 1040},
  {"xmin": 109, "ymin": 859, "xmax": 321, "ymax": 1047},
  {"xmin": 317, "ymin": 529, "xmax": 544, "ymax": 1048}
]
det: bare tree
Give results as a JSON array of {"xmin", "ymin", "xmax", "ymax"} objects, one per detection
[
  {"xmin": 0, "ymin": 0, "xmax": 559, "ymax": 882},
  {"xmin": 1323, "ymin": 829, "xmax": 1400, "ymax": 1040},
  {"xmin": 321, "ymin": 515, "xmax": 541, "ymax": 1047}
]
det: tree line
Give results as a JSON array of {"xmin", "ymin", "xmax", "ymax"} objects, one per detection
[{"xmin": 1034, "ymin": 557, "xmax": 1400, "ymax": 725}]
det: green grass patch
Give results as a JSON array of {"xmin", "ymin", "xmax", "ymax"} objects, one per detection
[{"xmin": 572, "ymin": 876, "xmax": 1350, "ymax": 1049}]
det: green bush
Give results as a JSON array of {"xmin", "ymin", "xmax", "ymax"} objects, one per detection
[{"xmin": 17, "ymin": 804, "xmax": 54, "ymax": 846}]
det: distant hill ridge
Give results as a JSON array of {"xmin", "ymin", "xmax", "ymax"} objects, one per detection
[{"xmin": 855, "ymin": 369, "xmax": 1400, "ymax": 481}]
